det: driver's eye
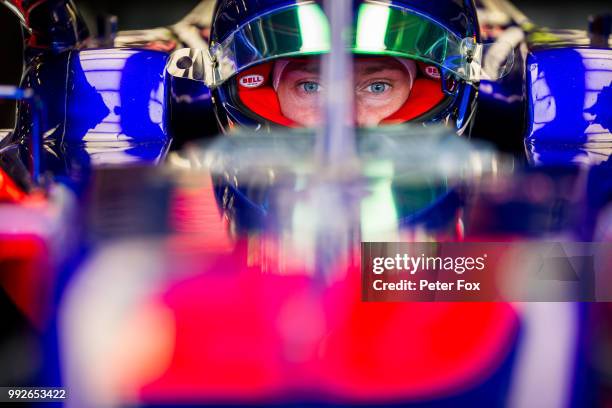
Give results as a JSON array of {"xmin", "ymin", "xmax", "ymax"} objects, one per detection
[
  {"xmin": 367, "ymin": 82, "xmax": 391, "ymax": 94},
  {"xmin": 301, "ymin": 81, "xmax": 321, "ymax": 94}
]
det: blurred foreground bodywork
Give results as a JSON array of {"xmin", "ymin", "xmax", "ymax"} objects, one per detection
[{"xmin": 0, "ymin": 0, "xmax": 610, "ymax": 406}]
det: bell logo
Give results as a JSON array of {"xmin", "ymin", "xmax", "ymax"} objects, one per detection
[
  {"xmin": 239, "ymin": 74, "xmax": 265, "ymax": 88},
  {"xmin": 425, "ymin": 66, "xmax": 441, "ymax": 79}
]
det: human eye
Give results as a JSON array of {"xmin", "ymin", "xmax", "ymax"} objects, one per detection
[
  {"xmin": 366, "ymin": 81, "xmax": 391, "ymax": 94},
  {"xmin": 299, "ymin": 81, "xmax": 321, "ymax": 94}
]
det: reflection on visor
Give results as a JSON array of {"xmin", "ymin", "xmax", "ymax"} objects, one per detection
[{"xmin": 209, "ymin": 2, "xmax": 514, "ymax": 86}]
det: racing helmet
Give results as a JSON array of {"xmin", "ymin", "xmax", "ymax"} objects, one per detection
[{"xmin": 208, "ymin": 0, "xmax": 487, "ymax": 134}]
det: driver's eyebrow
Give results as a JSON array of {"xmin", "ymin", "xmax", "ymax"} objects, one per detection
[
  {"xmin": 359, "ymin": 64, "xmax": 404, "ymax": 75},
  {"xmin": 286, "ymin": 63, "xmax": 319, "ymax": 75},
  {"xmin": 286, "ymin": 62, "xmax": 405, "ymax": 76}
]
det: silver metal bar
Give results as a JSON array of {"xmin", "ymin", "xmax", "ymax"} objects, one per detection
[{"xmin": 317, "ymin": 0, "xmax": 357, "ymax": 170}]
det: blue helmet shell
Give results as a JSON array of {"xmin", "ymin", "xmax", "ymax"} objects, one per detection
[
  {"xmin": 208, "ymin": 0, "xmax": 481, "ymax": 232},
  {"xmin": 209, "ymin": 0, "xmax": 481, "ymax": 134},
  {"xmin": 211, "ymin": 0, "xmax": 481, "ymax": 45}
]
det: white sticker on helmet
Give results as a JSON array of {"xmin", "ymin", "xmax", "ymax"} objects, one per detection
[
  {"xmin": 424, "ymin": 65, "xmax": 441, "ymax": 79},
  {"xmin": 239, "ymin": 74, "xmax": 265, "ymax": 88}
]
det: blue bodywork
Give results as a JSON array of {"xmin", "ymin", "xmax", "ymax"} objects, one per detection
[
  {"xmin": 526, "ymin": 46, "xmax": 612, "ymax": 166},
  {"xmin": 12, "ymin": 46, "xmax": 223, "ymax": 174},
  {"xmin": 64, "ymin": 49, "xmax": 170, "ymax": 165},
  {"xmin": 519, "ymin": 32, "xmax": 612, "ymax": 240},
  {"xmin": 65, "ymin": 49, "xmax": 168, "ymax": 145},
  {"xmin": 13, "ymin": 48, "xmax": 172, "ymax": 180}
]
